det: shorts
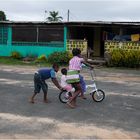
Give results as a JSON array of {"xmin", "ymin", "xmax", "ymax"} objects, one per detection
[
  {"xmin": 71, "ymin": 82, "xmax": 81, "ymax": 91},
  {"xmin": 79, "ymin": 74, "xmax": 86, "ymax": 92},
  {"xmin": 34, "ymin": 73, "xmax": 48, "ymax": 94}
]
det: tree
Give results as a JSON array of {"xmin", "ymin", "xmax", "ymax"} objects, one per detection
[
  {"xmin": 46, "ymin": 11, "xmax": 63, "ymax": 22},
  {"xmin": 0, "ymin": 11, "xmax": 6, "ymax": 21}
]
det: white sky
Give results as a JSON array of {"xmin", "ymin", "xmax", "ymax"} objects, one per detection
[{"xmin": 0, "ymin": 0, "xmax": 140, "ymax": 22}]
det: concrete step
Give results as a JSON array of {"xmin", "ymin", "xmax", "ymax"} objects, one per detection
[{"xmin": 87, "ymin": 58, "xmax": 106, "ymax": 65}]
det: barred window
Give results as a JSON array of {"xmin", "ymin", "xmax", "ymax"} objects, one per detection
[
  {"xmin": 12, "ymin": 26, "xmax": 64, "ymax": 42},
  {"xmin": 0, "ymin": 27, "xmax": 8, "ymax": 44},
  {"xmin": 39, "ymin": 28, "xmax": 64, "ymax": 42},
  {"xmin": 12, "ymin": 27, "xmax": 37, "ymax": 42}
]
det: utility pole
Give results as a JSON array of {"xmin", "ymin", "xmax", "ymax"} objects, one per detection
[
  {"xmin": 44, "ymin": 10, "xmax": 47, "ymax": 21},
  {"xmin": 67, "ymin": 9, "xmax": 70, "ymax": 22}
]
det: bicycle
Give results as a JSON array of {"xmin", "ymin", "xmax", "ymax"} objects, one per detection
[{"xmin": 59, "ymin": 68, "xmax": 105, "ymax": 103}]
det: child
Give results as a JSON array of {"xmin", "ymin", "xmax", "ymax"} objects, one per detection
[
  {"xmin": 61, "ymin": 68, "xmax": 86, "ymax": 95},
  {"xmin": 60, "ymin": 68, "xmax": 73, "ymax": 92},
  {"xmin": 29, "ymin": 63, "xmax": 63, "ymax": 103},
  {"xmin": 66, "ymin": 48, "xmax": 93, "ymax": 108}
]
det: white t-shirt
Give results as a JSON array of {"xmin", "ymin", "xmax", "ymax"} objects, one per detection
[{"xmin": 60, "ymin": 75, "xmax": 68, "ymax": 87}]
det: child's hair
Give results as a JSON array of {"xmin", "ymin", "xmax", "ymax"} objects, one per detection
[
  {"xmin": 52, "ymin": 63, "xmax": 59, "ymax": 69},
  {"xmin": 72, "ymin": 48, "xmax": 81, "ymax": 56},
  {"xmin": 61, "ymin": 68, "xmax": 67, "ymax": 75}
]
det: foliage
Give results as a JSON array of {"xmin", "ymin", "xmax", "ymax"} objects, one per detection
[
  {"xmin": 47, "ymin": 51, "xmax": 72, "ymax": 65},
  {"xmin": 46, "ymin": 11, "xmax": 63, "ymax": 22},
  {"xmin": 11, "ymin": 51, "xmax": 22, "ymax": 59},
  {"xmin": 0, "ymin": 11, "xmax": 6, "ymax": 21},
  {"xmin": 35, "ymin": 54, "xmax": 47, "ymax": 63},
  {"xmin": 0, "ymin": 56, "xmax": 50, "ymax": 66},
  {"xmin": 108, "ymin": 49, "xmax": 140, "ymax": 68},
  {"xmin": 38, "ymin": 54, "xmax": 47, "ymax": 61},
  {"xmin": 0, "ymin": 57, "xmax": 23, "ymax": 65}
]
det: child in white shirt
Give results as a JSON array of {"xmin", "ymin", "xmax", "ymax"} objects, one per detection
[{"xmin": 61, "ymin": 68, "xmax": 73, "ymax": 92}]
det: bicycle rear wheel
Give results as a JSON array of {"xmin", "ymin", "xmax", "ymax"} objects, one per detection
[
  {"xmin": 92, "ymin": 89, "xmax": 105, "ymax": 102},
  {"xmin": 59, "ymin": 90, "xmax": 72, "ymax": 103}
]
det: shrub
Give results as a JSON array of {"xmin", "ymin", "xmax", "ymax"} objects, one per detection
[
  {"xmin": 110, "ymin": 49, "xmax": 123, "ymax": 66},
  {"xmin": 35, "ymin": 54, "xmax": 47, "ymax": 63},
  {"xmin": 123, "ymin": 50, "xmax": 140, "ymax": 67},
  {"xmin": 47, "ymin": 51, "xmax": 72, "ymax": 65},
  {"xmin": 108, "ymin": 49, "xmax": 140, "ymax": 68},
  {"xmin": 38, "ymin": 54, "xmax": 47, "ymax": 61},
  {"xmin": 11, "ymin": 51, "xmax": 22, "ymax": 59}
]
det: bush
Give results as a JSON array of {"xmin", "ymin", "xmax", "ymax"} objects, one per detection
[
  {"xmin": 35, "ymin": 54, "xmax": 47, "ymax": 63},
  {"xmin": 123, "ymin": 50, "xmax": 140, "ymax": 68},
  {"xmin": 108, "ymin": 49, "xmax": 140, "ymax": 68},
  {"xmin": 47, "ymin": 51, "xmax": 72, "ymax": 65},
  {"xmin": 38, "ymin": 55, "xmax": 47, "ymax": 61},
  {"xmin": 11, "ymin": 51, "xmax": 22, "ymax": 59},
  {"xmin": 110, "ymin": 49, "xmax": 123, "ymax": 66}
]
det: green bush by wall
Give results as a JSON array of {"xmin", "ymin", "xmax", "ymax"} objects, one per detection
[
  {"xmin": 11, "ymin": 51, "xmax": 22, "ymax": 59},
  {"xmin": 108, "ymin": 49, "xmax": 140, "ymax": 68},
  {"xmin": 47, "ymin": 51, "xmax": 72, "ymax": 65}
]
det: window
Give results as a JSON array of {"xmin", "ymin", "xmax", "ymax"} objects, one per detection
[
  {"xmin": 12, "ymin": 27, "xmax": 37, "ymax": 42},
  {"xmin": 12, "ymin": 26, "xmax": 64, "ymax": 43},
  {"xmin": 39, "ymin": 27, "xmax": 64, "ymax": 42},
  {"xmin": 0, "ymin": 27, "xmax": 8, "ymax": 44}
]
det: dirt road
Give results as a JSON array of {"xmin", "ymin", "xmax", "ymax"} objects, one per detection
[{"xmin": 0, "ymin": 65, "xmax": 140, "ymax": 139}]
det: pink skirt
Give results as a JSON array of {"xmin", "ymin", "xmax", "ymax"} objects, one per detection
[{"xmin": 63, "ymin": 85, "xmax": 73, "ymax": 92}]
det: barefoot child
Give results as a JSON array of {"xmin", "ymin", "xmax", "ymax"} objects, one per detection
[
  {"xmin": 66, "ymin": 48, "xmax": 93, "ymax": 108},
  {"xmin": 30, "ymin": 63, "xmax": 63, "ymax": 103}
]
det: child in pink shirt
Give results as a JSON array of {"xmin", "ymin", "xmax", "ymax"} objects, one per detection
[
  {"xmin": 67, "ymin": 48, "xmax": 93, "ymax": 108},
  {"xmin": 69, "ymin": 56, "xmax": 84, "ymax": 71}
]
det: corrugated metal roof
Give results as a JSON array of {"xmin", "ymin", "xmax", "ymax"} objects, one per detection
[{"xmin": 1, "ymin": 21, "xmax": 140, "ymax": 26}]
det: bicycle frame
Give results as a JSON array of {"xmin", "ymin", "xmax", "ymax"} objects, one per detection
[
  {"xmin": 59, "ymin": 68, "xmax": 105, "ymax": 103},
  {"xmin": 84, "ymin": 69, "xmax": 98, "ymax": 95},
  {"xmin": 65, "ymin": 69, "xmax": 99, "ymax": 96}
]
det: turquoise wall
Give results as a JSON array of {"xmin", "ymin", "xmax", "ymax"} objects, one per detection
[
  {"xmin": 0, "ymin": 26, "xmax": 67, "ymax": 57},
  {"xmin": 0, "ymin": 45, "xmax": 65, "ymax": 57}
]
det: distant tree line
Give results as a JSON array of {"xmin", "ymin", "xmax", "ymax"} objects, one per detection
[{"xmin": 0, "ymin": 11, "xmax": 6, "ymax": 21}]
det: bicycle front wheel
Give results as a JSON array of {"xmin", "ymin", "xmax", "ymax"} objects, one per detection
[
  {"xmin": 92, "ymin": 89, "xmax": 105, "ymax": 102},
  {"xmin": 59, "ymin": 90, "xmax": 71, "ymax": 103}
]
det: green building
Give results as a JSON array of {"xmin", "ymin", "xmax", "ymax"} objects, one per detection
[{"xmin": 0, "ymin": 21, "xmax": 140, "ymax": 58}]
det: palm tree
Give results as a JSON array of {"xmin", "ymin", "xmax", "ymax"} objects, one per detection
[{"xmin": 46, "ymin": 11, "xmax": 63, "ymax": 22}]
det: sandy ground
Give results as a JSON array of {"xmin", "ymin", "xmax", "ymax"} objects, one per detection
[{"xmin": 0, "ymin": 113, "xmax": 139, "ymax": 139}]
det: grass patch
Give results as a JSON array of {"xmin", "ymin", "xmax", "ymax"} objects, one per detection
[
  {"xmin": 0, "ymin": 56, "xmax": 68, "ymax": 67},
  {"xmin": 0, "ymin": 57, "xmax": 51, "ymax": 66},
  {"xmin": 0, "ymin": 57, "xmax": 23, "ymax": 65}
]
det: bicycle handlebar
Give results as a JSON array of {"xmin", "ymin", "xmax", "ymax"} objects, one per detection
[
  {"xmin": 81, "ymin": 63, "xmax": 95, "ymax": 80},
  {"xmin": 82, "ymin": 63, "xmax": 94, "ymax": 70}
]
